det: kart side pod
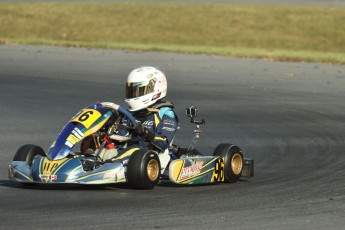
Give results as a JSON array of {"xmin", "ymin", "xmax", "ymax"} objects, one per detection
[{"xmin": 168, "ymin": 156, "xmax": 254, "ymax": 185}]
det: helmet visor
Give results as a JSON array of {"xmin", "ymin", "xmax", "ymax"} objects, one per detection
[{"xmin": 126, "ymin": 79, "xmax": 156, "ymax": 99}]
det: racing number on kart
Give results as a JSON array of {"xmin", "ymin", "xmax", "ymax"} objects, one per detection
[
  {"xmin": 213, "ymin": 158, "xmax": 224, "ymax": 182},
  {"xmin": 78, "ymin": 110, "xmax": 93, "ymax": 122},
  {"xmin": 70, "ymin": 109, "xmax": 102, "ymax": 129}
]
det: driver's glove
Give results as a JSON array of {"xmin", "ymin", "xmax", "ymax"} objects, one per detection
[{"xmin": 133, "ymin": 122, "xmax": 155, "ymax": 142}]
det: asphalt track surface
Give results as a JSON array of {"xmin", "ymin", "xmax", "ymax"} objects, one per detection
[{"xmin": 1, "ymin": 45, "xmax": 345, "ymax": 229}]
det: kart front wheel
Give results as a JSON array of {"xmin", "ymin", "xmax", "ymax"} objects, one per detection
[
  {"xmin": 127, "ymin": 150, "xmax": 161, "ymax": 189},
  {"xmin": 213, "ymin": 144, "xmax": 243, "ymax": 183},
  {"xmin": 13, "ymin": 144, "xmax": 45, "ymax": 166}
]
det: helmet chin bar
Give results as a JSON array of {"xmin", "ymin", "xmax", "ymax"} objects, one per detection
[{"xmin": 125, "ymin": 93, "xmax": 165, "ymax": 111}]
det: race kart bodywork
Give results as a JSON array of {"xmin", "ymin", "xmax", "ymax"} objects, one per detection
[
  {"xmin": 8, "ymin": 102, "xmax": 254, "ymax": 189},
  {"xmin": 10, "ymin": 156, "xmax": 126, "ymax": 184}
]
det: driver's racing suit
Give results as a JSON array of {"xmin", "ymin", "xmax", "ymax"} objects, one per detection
[{"xmin": 109, "ymin": 101, "xmax": 178, "ymax": 162}]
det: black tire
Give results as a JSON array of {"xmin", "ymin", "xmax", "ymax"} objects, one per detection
[
  {"xmin": 127, "ymin": 150, "xmax": 161, "ymax": 189},
  {"xmin": 213, "ymin": 144, "xmax": 243, "ymax": 183},
  {"xmin": 13, "ymin": 144, "xmax": 45, "ymax": 166}
]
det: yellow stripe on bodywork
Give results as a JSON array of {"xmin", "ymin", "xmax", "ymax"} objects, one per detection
[
  {"xmin": 75, "ymin": 168, "xmax": 117, "ymax": 181},
  {"xmin": 51, "ymin": 158, "xmax": 70, "ymax": 175},
  {"xmin": 15, "ymin": 170, "xmax": 33, "ymax": 182},
  {"xmin": 76, "ymin": 148, "xmax": 140, "ymax": 181},
  {"xmin": 65, "ymin": 165, "xmax": 83, "ymax": 182},
  {"xmin": 112, "ymin": 148, "xmax": 140, "ymax": 161},
  {"xmin": 200, "ymin": 158, "xmax": 218, "ymax": 170},
  {"xmin": 173, "ymin": 160, "xmax": 185, "ymax": 181},
  {"xmin": 38, "ymin": 157, "xmax": 44, "ymax": 175}
]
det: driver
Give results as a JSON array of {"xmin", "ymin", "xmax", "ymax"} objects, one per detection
[{"xmin": 108, "ymin": 66, "xmax": 178, "ymax": 162}]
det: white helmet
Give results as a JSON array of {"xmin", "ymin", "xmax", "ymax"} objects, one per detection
[{"xmin": 125, "ymin": 66, "xmax": 167, "ymax": 111}]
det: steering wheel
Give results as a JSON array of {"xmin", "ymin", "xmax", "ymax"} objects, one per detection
[{"xmin": 101, "ymin": 102, "xmax": 138, "ymax": 126}]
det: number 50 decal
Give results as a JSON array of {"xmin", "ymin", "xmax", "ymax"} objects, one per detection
[
  {"xmin": 213, "ymin": 158, "xmax": 224, "ymax": 182},
  {"xmin": 70, "ymin": 109, "xmax": 101, "ymax": 128}
]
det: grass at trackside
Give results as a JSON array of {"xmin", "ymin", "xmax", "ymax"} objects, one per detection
[{"xmin": 0, "ymin": 3, "xmax": 344, "ymax": 64}]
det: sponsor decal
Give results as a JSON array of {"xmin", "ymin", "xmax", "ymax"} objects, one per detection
[
  {"xmin": 163, "ymin": 120, "xmax": 176, "ymax": 126},
  {"xmin": 40, "ymin": 175, "xmax": 49, "ymax": 181},
  {"xmin": 162, "ymin": 127, "xmax": 175, "ymax": 132},
  {"xmin": 151, "ymin": 92, "xmax": 161, "ymax": 101},
  {"xmin": 143, "ymin": 120, "xmax": 154, "ymax": 127},
  {"xmin": 39, "ymin": 174, "xmax": 58, "ymax": 182},
  {"xmin": 42, "ymin": 161, "xmax": 60, "ymax": 174},
  {"xmin": 116, "ymin": 168, "xmax": 125, "ymax": 181},
  {"xmin": 50, "ymin": 175, "xmax": 57, "ymax": 181},
  {"xmin": 179, "ymin": 161, "xmax": 204, "ymax": 180},
  {"xmin": 72, "ymin": 128, "xmax": 84, "ymax": 140},
  {"xmin": 103, "ymin": 171, "xmax": 116, "ymax": 180},
  {"xmin": 65, "ymin": 140, "xmax": 74, "ymax": 148},
  {"xmin": 157, "ymin": 77, "xmax": 166, "ymax": 86},
  {"xmin": 103, "ymin": 169, "xmax": 125, "ymax": 182},
  {"xmin": 65, "ymin": 127, "xmax": 85, "ymax": 148}
]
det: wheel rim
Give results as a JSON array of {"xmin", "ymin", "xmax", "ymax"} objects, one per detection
[
  {"xmin": 147, "ymin": 159, "xmax": 159, "ymax": 181},
  {"xmin": 231, "ymin": 153, "xmax": 243, "ymax": 175}
]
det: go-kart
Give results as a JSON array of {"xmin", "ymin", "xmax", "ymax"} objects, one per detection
[{"xmin": 8, "ymin": 102, "xmax": 254, "ymax": 189}]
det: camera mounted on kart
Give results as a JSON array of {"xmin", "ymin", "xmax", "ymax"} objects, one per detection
[
  {"xmin": 186, "ymin": 106, "xmax": 205, "ymax": 125},
  {"xmin": 186, "ymin": 106, "xmax": 197, "ymax": 118}
]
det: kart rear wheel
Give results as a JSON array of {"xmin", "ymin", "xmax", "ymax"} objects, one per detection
[
  {"xmin": 13, "ymin": 144, "xmax": 45, "ymax": 166},
  {"xmin": 127, "ymin": 150, "xmax": 161, "ymax": 189},
  {"xmin": 213, "ymin": 144, "xmax": 243, "ymax": 183}
]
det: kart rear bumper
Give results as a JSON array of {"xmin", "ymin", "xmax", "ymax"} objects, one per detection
[{"xmin": 242, "ymin": 158, "xmax": 254, "ymax": 177}]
